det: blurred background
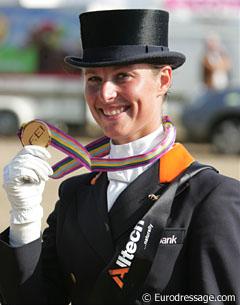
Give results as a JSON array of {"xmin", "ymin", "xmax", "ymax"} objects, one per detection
[{"xmin": 0, "ymin": 0, "xmax": 240, "ymax": 231}]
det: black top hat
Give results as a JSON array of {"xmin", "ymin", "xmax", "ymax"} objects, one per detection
[{"xmin": 65, "ymin": 9, "xmax": 185, "ymax": 69}]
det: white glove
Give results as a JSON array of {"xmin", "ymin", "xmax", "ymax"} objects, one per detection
[{"xmin": 3, "ymin": 145, "xmax": 53, "ymax": 224}]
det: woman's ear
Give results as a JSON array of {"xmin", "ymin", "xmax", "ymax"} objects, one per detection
[{"xmin": 158, "ymin": 65, "xmax": 172, "ymax": 96}]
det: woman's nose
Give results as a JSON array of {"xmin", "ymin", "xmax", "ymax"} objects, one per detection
[{"xmin": 100, "ymin": 81, "xmax": 117, "ymax": 102}]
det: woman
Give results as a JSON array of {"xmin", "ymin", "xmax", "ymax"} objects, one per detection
[{"xmin": 0, "ymin": 9, "xmax": 239, "ymax": 305}]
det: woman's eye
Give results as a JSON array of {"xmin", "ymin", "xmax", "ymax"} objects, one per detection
[
  {"xmin": 116, "ymin": 73, "xmax": 130, "ymax": 81},
  {"xmin": 87, "ymin": 76, "xmax": 101, "ymax": 83}
]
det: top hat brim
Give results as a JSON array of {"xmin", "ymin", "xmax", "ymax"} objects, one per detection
[{"xmin": 64, "ymin": 51, "xmax": 185, "ymax": 70}]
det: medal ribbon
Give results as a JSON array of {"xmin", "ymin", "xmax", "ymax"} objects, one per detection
[{"xmin": 20, "ymin": 116, "xmax": 176, "ymax": 179}]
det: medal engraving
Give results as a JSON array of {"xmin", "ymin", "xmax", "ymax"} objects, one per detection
[{"xmin": 20, "ymin": 120, "xmax": 51, "ymax": 147}]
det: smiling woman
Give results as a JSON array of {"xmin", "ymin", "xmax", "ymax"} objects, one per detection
[
  {"xmin": 83, "ymin": 64, "xmax": 172, "ymax": 144},
  {"xmin": 0, "ymin": 8, "xmax": 240, "ymax": 305}
]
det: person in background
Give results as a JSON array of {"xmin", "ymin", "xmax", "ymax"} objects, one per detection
[
  {"xmin": 202, "ymin": 32, "xmax": 231, "ymax": 90},
  {"xmin": 0, "ymin": 9, "xmax": 240, "ymax": 305},
  {"xmin": 27, "ymin": 22, "xmax": 67, "ymax": 74}
]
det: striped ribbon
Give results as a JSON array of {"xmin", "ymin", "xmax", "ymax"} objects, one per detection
[{"xmin": 45, "ymin": 115, "xmax": 176, "ymax": 179}]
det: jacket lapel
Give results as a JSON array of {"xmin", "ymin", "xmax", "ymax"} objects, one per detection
[
  {"xmin": 108, "ymin": 161, "xmax": 163, "ymax": 241},
  {"xmin": 108, "ymin": 159, "xmax": 192, "ymax": 242},
  {"xmin": 76, "ymin": 144, "xmax": 194, "ymax": 262},
  {"xmin": 76, "ymin": 173, "xmax": 114, "ymax": 263}
]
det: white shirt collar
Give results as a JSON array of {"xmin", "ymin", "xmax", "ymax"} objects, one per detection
[
  {"xmin": 109, "ymin": 125, "xmax": 164, "ymax": 158},
  {"xmin": 107, "ymin": 125, "xmax": 164, "ymax": 183}
]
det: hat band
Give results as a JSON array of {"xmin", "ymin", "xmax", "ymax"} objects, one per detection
[{"xmin": 83, "ymin": 45, "xmax": 169, "ymax": 62}]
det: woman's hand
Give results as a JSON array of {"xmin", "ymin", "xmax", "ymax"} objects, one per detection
[{"xmin": 3, "ymin": 145, "xmax": 53, "ymax": 224}]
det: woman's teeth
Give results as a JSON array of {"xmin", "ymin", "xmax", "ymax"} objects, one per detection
[{"xmin": 103, "ymin": 106, "xmax": 126, "ymax": 116}]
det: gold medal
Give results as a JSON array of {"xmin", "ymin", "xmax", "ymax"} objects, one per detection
[{"xmin": 20, "ymin": 120, "xmax": 51, "ymax": 148}]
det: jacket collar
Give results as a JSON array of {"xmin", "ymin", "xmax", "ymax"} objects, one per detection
[
  {"xmin": 76, "ymin": 143, "xmax": 195, "ymax": 259},
  {"xmin": 108, "ymin": 161, "xmax": 162, "ymax": 241}
]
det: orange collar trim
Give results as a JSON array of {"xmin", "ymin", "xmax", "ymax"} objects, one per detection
[
  {"xmin": 159, "ymin": 143, "xmax": 195, "ymax": 183},
  {"xmin": 90, "ymin": 143, "xmax": 195, "ymax": 185}
]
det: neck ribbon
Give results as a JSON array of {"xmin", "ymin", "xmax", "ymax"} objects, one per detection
[{"xmin": 19, "ymin": 115, "xmax": 176, "ymax": 179}]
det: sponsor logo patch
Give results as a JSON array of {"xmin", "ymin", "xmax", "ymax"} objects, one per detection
[
  {"xmin": 159, "ymin": 229, "xmax": 185, "ymax": 245},
  {"xmin": 108, "ymin": 220, "xmax": 144, "ymax": 288}
]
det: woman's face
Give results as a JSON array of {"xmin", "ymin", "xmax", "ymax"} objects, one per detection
[{"xmin": 84, "ymin": 63, "xmax": 172, "ymax": 144}]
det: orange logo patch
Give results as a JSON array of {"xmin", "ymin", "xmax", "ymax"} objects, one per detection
[{"xmin": 108, "ymin": 267, "xmax": 129, "ymax": 288}]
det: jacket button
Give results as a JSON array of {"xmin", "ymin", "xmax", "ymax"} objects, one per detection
[
  {"xmin": 148, "ymin": 193, "xmax": 160, "ymax": 201},
  {"xmin": 70, "ymin": 272, "xmax": 77, "ymax": 284},
  {"xmin": 105, "ymin": 222, "xmax": 110, "ymax": 231}
]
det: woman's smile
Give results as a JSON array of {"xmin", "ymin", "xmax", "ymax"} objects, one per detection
[
  {"xmin": 84, "ymin": 64, "xmax": 171, "ymax": 144},
  {"xmin": 98, "ymin": 105, "xmax": 130, "ymax": 118}
]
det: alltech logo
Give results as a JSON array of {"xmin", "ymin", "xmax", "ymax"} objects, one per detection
[{"xmin": 108, "ymin": 220, "xmax": 144, "ymax": 288}]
